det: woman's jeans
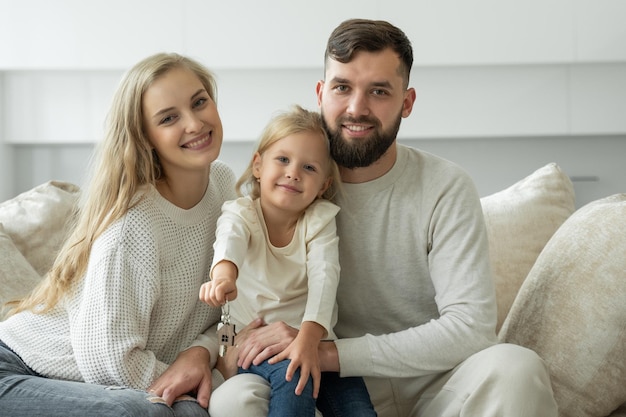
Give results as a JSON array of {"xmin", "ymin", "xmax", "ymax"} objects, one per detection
[
  {"xmin": 0, "ymin": 340, "xmax": 208, "ymax": 417},
  {"xmin": 239, "ymin": 359, "xmax": 376, "ymax": 417}
]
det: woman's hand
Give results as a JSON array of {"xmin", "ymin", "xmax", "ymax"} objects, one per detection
[{"xmin": 148, "ymin": 346, "xmax": 213, "ymax": 408}]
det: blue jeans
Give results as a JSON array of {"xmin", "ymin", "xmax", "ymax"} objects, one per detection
[
  {"xmin": 0, "ymin": 341, "xmax": 208, "ymax": 417},
  {"xmin": 239, "ymin": 359, "xmax": 376, "ymax": 417},
  {"xmin": 317, "ymin": 372, "xmax": 377, "ymax": 417}
]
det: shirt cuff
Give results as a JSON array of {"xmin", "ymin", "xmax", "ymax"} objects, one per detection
[{"xmin": 335, "ymin": 336, "xmax": 373, "ymax": 377}]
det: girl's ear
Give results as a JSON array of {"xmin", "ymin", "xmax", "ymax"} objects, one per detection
[
  {"xmin": 317, "ymin": 177, "xmax": 333, "ymax": 198},
  {"xmin": 252, "ymin": 152, "xmax": 263, "ymax": 178}
]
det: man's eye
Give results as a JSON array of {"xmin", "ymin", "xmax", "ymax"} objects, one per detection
[
  {"xmin": 372, "ymin": 89, "xmax": 388, "ymax": 96},
  {"xmin": 334, "ymin": 85, "xmax": 349, "ymax": 93}
]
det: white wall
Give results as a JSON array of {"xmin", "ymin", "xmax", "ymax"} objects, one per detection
[
  {"xmin": 11, "ymin": 136, "xmax": 626, "ymax": 209},
  {"xmin": 1, "ymin": 0, "xmax": 625, "ymax": 205},
  {"xmin": 2, "ymin": 0, "xmax": 625, "ymax": 69},
  {"xmin": 0, "ymin": 74, "xmax": 12, "ymax": 202}
]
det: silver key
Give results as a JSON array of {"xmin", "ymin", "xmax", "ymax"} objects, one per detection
[{"xmin": 217, "ymin": 300, "xmax": 236, "ymax": 357}]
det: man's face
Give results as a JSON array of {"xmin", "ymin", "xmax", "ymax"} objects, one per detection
[{"xmin": 316, "ymin": 48, "xmax": 415, "ymax": 169}]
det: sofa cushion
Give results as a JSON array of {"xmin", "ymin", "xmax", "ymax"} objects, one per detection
[
  {"xmin": 0, "ymin": 224, "xmax": 43, "ymax": 311},
  {"xmin": 499, "ymin": 194, "xmax": 626, "ymax": 417},
  {"xmin": 0, "ymin": 181, "xmax": 79, "ymax": 276},
  {"xmin": 480, "ymin": 163, "xmax": 576, "ymax": 332}
]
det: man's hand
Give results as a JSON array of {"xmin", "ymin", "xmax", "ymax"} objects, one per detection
[
  {"xmin": 148, "ymin": 346, "xmax": 213, "ymax": 408},
  {"xmin": 235, "ymin": 319, "xmax": 298, "ymax": 369}
]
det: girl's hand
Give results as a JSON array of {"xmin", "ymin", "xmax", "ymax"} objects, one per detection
[
  {"xmin": 199, "ymin": 277, "xmax": 237, "ymax": 306},
  {"xmin": 268, "ymin": 321, "xmax": 324, "ymax": 398},
  {"xmin": 200, "ymin": 260, "xmax": 238, "ymax": 306}
]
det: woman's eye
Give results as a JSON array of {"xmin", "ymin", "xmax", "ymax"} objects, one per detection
[
  {"xmin": 193, "ymin": 97, "xmax": 207, "ymax": 108},
  {"xmin": 160, "ymin": 115, "xmax": 176, "ymax": 125}
]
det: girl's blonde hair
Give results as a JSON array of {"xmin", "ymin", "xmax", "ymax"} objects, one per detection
[
  {"xmin": 6, "ymin": 53, "xmax": 218, "ymax": 317},
  {"xmin": 236, "ymin": 105, "xmax": 341, "ymax": 201}
]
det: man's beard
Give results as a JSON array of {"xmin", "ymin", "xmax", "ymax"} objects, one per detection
[{"xmin": 322, "ymin": 112, "xmax": 402, "ymax": 169}]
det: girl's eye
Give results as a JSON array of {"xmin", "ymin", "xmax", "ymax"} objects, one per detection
[
  {"xmin": 304, "ymin": 164, "xmax": 317, "ymax": 172},
  {"xmin": 277, "ymin": 156, "xmax": 289, "ymax": 163}
]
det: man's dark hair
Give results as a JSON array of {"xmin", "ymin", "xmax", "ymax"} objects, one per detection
[{"xmin": 324, "ymin": 19, "xmax": 414, "ymax": 87}]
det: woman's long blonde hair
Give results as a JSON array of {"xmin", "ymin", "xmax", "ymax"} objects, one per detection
[
  {"xmin": 5, "ymin": 53, "xmax": 218, "ymax": 317},
  {"xmin": 237, "ymin": 105, "xmax": 341, "ymax": 201}
]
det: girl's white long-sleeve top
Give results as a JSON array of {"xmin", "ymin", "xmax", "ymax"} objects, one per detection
[{"xmin": 211, "ymin": 197, "xmax": 340, "ymax": 339}]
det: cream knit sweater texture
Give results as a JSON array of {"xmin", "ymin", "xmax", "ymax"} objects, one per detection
[{"xmin": 0, "ymin": 160, "xmax": 236, "ymax": 390}]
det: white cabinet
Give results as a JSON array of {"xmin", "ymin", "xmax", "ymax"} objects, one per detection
[
  {"xmin": 0, "ymin": 0, "xmax": 624, "ymax": 144},
  {"xmin": 0, "ymin": 1, "xmax": 184, "ymax": 69},
  {"xmin": 575, "ymin": 0, "xmax": 626, "ymax": 62},
  {"xmin": 183, "ymin": 0, "xmax": 378, "ymax": 69},
  {"xmin": 1, "ymin": 0, "xmax": 625, "ymax": 69},
  {"xmin": 396, "ymin": 0, "xmax": 575, "ymax": 66}
]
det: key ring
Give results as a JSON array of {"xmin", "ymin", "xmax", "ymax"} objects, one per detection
[{"xmin": 221, "ymin": 299, "xmax": 230, "ymax": 321}]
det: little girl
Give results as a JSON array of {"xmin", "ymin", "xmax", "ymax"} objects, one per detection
[{"xmin": 200, "ymin": 105, "xmax": 376, "ymax": 416}]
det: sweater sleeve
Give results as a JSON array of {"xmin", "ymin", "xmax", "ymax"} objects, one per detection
[
  {"xmin": 211, "ymin": 197, "xmax": 253, "ymax": 275},
  {"xmin": 302, "ymin": 200, "xmax": 341, "ymax": 338},
  {"xmin": 70, "ymin": 218, "xmax": 167, "ymax": 389}
]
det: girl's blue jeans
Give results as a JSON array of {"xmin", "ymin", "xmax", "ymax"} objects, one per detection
[
  {"xmin": 239, "ymin": 359, "xmax": 376, "ymax": 417},
  {"xmin": 0, "ymin": 340, "xmax": 208, "ymax": 417}
]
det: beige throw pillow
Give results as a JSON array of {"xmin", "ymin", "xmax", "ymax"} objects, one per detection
[
  {"xmin": 480, "ymin": 163, "xmax": 576, "ymax": 332},
  {"xmin": 0, "ymin": 224, "xmax": 43, "ymax": 311},
  {"xmin": 0, "ymin": 181, "xmax": 79, "ymax": 276},
  {"xmin": 499, "ymin": 194, "xmax": 626, "ymax": 417}
]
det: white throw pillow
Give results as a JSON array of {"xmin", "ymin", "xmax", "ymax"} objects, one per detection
[
  {"xmin": 0, "ymin": 223, "xmax": 43, "ymax": 312},
  {"xmin": 0, "ymin": 181, "xmax": 79, "ymax": 276},
  {"xmin": 500, "ymin": 194, "xmax": 626, "ymax": 417},
  {"xmin": 480, "ymin": 163, "xmax": 576, "ymax": 333}
]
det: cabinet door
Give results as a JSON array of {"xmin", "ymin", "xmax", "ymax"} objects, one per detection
[
  {"xmin": 183, "ymin": 0, "xmax": 377, "ymax": 69},
  {"xmin": 0, "ymin": 0, "xmax": 185, "ymax": 69}
]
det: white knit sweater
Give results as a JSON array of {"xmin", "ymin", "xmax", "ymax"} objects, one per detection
[{"xmin": 0, "ymin": 160, "xmax": 236, "ymax": 390}]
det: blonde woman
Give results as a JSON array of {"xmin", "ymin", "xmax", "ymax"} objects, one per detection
[{"xmin": 0, "ymin": 53, "xmax": 236, "ymax": 417}]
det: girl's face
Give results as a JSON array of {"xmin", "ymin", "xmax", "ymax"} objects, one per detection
[
  {"xmin": 253, "ymin": 131, "xmax": 332, "ymax": 215},
  {"xmin": 142, "ymin": 67, "xmax": 222, "ymax": 178}
]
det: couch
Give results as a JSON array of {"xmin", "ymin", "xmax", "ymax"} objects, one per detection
[{"xmin": 1, "ymin": 163, "xmax": 625, "ymax": 417}]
